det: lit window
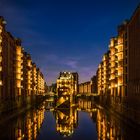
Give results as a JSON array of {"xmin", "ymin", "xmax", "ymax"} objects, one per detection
[{"xmin": 0, "ymin": 80, "xmax": 2, "ymax": 86}]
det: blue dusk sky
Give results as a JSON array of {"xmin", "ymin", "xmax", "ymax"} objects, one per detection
[{"xmin": 0, "ymin": 0, "xmax": 139, "ymax": 85}]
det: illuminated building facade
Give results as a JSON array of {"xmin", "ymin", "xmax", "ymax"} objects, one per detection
[
  {"xmin": 57, "ymin": 72, "xmax": 78, "ymax": 95},
  {"xmin": 79, "ymin": 76, "xmax": 97, "ymax": 94},
  {"xmin": 96, "ymin": 17, "xmax": 130, "ymax": 100},
  {"xmin": 0, "ymin": 16, "xmax": 46, "ymax": 112},
  {"xmin": 0, "ymin": 17, "xmax": 16, "ymax": 103},
  {"xmin": 96, "ymin": 7, "xmax": 139, "ymax": 96},
  {"xmin": 79, "ymin": 81, "xmax": 91, "ymax": 94},
  {"xmin": 56, "ymin": 72, "xmax": 79, "ymax": 135},
  {"xmin": 0, "ymin": 17, "xmax": 23, "ymax": 108},
  {"xmin": 97, "ymin": 63, "xmax": 103, "ymax": 95},
  {"xmin": 96, "ymin": 5, "xmax": 140, "ymax": 124},
  {"xmin": 22, "ymin": 53, "xmax": 33, "ymax": 97},
  {"xmin": 97, "ymin": 54, "xmax": 110, "ymax": 97},
  {"xmin": 15, "ymin": 39, "xmax": 23, "ymax": 97},
  {"xmin": 56, "ymin": 72, "xmax": 78, "ymax": 108},
  {"xmin": 32, "ymin": 63, "xmax": 37, "ymax": 95},
  {"xmin": 37, "ymin": 68, "xmax": 45, "ymax": 95},
  {"xmin": 97, "ymin": 52, "xmax": 110, "ymax": 97}
]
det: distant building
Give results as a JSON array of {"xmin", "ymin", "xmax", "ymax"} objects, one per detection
[
  {"xmin": 56, "ymin": 71, "xmax": 79, "ymax": 133},
  {"xmin": 57, "ymin": 72, "xmax": 79, "ymax": 95},
  {"xmin": 79, "ymin": 76, "xmax": 97, "ymax": 94},
  {"xmin": 79, "ymin": 81, "xmax": 91, "ymax": 94},
  {"xmin": 56, "ymin": 72, "xmax": 78, "ymax": 108}
]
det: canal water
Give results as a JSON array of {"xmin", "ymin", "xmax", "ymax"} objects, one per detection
[{"xmin": 0, "ymin": 97, "xmax": 139, "ymax": 140}]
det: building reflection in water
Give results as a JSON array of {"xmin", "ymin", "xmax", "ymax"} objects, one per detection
[
  {"xmin": 0, "ymin": 96, "xmax": 139, "ymax": 140},
  {"xmin": 96, "ymin": 107, "xmax": 139, "ymax": 140},
  {"xmin": 0, "ymin": 104, "xmax": 45, "ymax": 140},
  {"xmin": 15, "ymin": 107, "xmax": 45, "ymax": 140},
  {"xmin": 77, "ymin": 97, "xmax": 97, "ymax": 123},
  {"xmin": 54, "ymin": 107, "xmax": 78, "ymax": 137},
  {"xmin": 96, "ymin": 109, "xmax": 123, "ymax": 140},
  {"xmin": 53, "ymin": 95, "xmax": 98, "ymax": 138}
]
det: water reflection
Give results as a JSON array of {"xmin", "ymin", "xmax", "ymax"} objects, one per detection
[
  {"xmin": 0, "ymin": 104, "xmax": 45, "ymax": 140},
  {"xmin": 0, "ymin": 96, "xmax": 139, "ymax": 140},
  {"xmin": 54, "ymin": 107, "xmax": 78, "ymax": 137},
  {"xmin": 96, "ymin": 106, "xmax": 139, "ymax": 140}
]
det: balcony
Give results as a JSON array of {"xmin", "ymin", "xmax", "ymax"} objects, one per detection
[
  {"xmin": 16, "ymin": 74, "xmax": 21, "ymax": 79},
  {"xmin": 117, "ymin": 73, "xmax": 123, "ymax": 77}
]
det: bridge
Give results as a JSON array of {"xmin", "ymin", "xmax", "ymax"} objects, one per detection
[
  {"xmin": 45, "ymin": 91, "xmax": 99, "ymax": 110},
  {"xmin": 46, "ymin": 91, "xmax": 56, "ymax": 97}
]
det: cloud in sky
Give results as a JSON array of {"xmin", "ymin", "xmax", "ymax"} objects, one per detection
[
  {"xmin": 34, "ymin": 50, "xmax": 102, "ymax": 84},
  {"xmin": 65, "ymin": 60, "xmax": 78, "ymax": 69}
]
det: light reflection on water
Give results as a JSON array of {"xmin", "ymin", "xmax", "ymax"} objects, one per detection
[{"xmin": 0, "ymin": 97, "xmax": 139, "ymax": 140}]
